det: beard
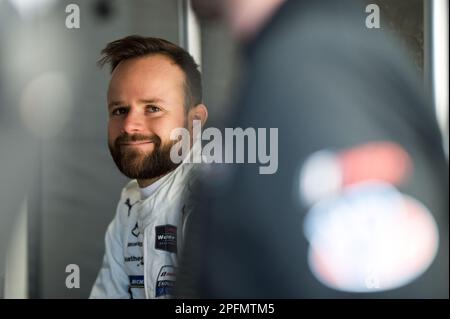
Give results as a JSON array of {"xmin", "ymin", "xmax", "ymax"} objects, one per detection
[{"xmin": 108, "ymin": 133, "xmax": 180, "ymax": 180}]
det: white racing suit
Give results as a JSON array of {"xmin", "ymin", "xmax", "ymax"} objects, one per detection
[{"xmin": 90, "ymin": 157, "xmax": 198, "ymax": 299}]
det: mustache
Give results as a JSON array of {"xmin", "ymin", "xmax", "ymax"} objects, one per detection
[{"xmin": 114, "ymin": 133, "xmax": 161, "ymax": 146}]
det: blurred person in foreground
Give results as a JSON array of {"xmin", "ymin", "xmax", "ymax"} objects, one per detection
[
  {"xmin": 176, "ymin": 0, "xmax": 449, "ymax": 298},
  {"xmin": 90, "ymin": 36, "xmax": 208, "ymax": 298}
]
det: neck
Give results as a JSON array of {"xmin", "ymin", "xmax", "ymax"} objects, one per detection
[
  {"xmin": 224, "ymin": 0, "xmax": 285, "ymax": 41},
  {"xmin": 137, "ymin": 176, "xmax": 163, "ymax": 188}
]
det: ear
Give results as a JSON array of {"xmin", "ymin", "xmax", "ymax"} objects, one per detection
[{"xmin": 187, "ymin": 104, "xmax": 208, "ymax": 131}]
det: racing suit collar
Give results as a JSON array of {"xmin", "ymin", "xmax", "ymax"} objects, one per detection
[{"xmin": 134, "ymin": 142, "xmax": 201, "ymax": 228}]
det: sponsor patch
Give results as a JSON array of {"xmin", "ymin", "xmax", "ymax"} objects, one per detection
[
  {"xmin": 124, "ymin": 255, "xmax": 144, "ymax": 268},
  {"xmin": 129, "ymin": 275, "xmax": 144, "ymax": 289},
  {"xmin": 131, "ymin": 222, "xmax": 140, "ymax": 238},
  {"xmin": 155, "ymin": 265, "xmax": 176, "ymax": 297},
  {"xmin": 124, "ymin": 198, "xmax": 138, "ymax": 217},
  {"xmin": 127, "ymin": 241, "xmax": 143, "ymax": 247},
  {"xmin": 155, "ymin": 225, "xmax": 178, "ymax": 253}
]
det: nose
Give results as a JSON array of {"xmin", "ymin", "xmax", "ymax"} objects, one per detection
[{"xmin": 122, "ymin": 107, "xmax": 145, "ymax": 134}]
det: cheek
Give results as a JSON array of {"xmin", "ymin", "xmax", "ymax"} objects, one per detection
[
  {"xmin": 150, "ymin": 116, "xmax": 186, "ymax": 142},
  {"xmin": 108, "ymin": 121, "xmax": 121, "ymax": 143}
]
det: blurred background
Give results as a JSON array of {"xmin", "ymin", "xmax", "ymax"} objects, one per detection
[{"xmin": 0, "ymin": 0, "xmax": 447, "ymax": 298}]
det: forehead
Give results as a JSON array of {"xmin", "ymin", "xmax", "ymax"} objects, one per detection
[{"xmin": 107, "ymin": 54, "xmax": 185, "ymax": 101}]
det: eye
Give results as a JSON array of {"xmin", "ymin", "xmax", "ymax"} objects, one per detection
[
  {"xmin": 146, "ymin": 105, "xmax": 161, "ymax": 113},
  {"xmin": 111, "ymin": 107, "xmax": 128, "ymax": 116}
]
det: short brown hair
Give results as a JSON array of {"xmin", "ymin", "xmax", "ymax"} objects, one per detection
[{"xmin": 98, "ymin": 35, "xmax": 202, "ymax": 109}]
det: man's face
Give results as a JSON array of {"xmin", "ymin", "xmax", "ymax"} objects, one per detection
[{"xmin": 107, "ymin": 54, "xmax": 187, "ymax": 180}]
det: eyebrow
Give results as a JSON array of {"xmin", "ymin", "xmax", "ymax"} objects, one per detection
[{"xmin": 107, "ymin": 98, "xmax": 164, "ymax": 109}]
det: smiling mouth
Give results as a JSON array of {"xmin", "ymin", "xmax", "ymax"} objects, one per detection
[{"xmin": 120, "ymin": 141, "xmax": 154, "ymax": 146}]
